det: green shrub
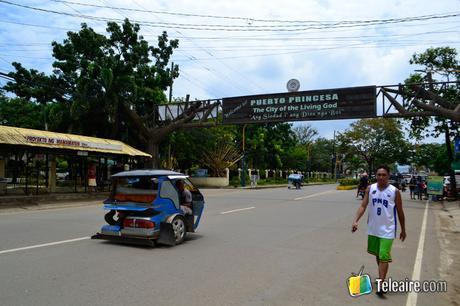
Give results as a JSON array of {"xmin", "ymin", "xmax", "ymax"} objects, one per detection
[
  {"xmin": 229, "ymin": 172, "xmax": 250, "ymax": 187},
  {"xmin": 338, "ymin": 178, "xmax": 359, "ymax": 186},
  {"xmin": 257, "ymin": 177, "xmax": 286, "ymax": 185}
]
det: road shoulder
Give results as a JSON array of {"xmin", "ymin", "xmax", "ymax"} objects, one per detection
[{"xmin": 436, "ymin": 200, "xmax": 460, "ymax": 305}]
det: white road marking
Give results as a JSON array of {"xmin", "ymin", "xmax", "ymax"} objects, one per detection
[
  {"xmin": 220, "ymin": 207, "xmax": 256, "ymax": 214},
  {"xmin": 294, "ymin": 190, "xmax": 338, "ymax": 201},
  {"xmin": 406, "ymin": 199, "xmax": 429, "ymax": 306},
  {"xmin": 0, "ymin": 236, "xmax": 90, "ymax": 255}
]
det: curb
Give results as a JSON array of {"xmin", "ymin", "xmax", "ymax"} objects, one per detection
[
  {"xmin": 0, "ymin": 193, "xmax": 109, "ymax": 211},
  {"xmin": 336, "ymin": 185, "xmax": 357, "ymax": 190},
  {"xmin": 222, "ymin": 182, "xmax": 337, "ymax": 190}
]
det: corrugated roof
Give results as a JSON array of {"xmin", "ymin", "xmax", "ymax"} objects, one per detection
[
  {"xmin": 0, "ymin": 125, "xmax": 151, "ymax": 157},
  {"xmin": 112, "ymin": 170, "xmax": 183, "ymax": 177}
]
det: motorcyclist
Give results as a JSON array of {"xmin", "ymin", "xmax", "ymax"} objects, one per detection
[{"xmin": 356, "ymin": 172, "xmax": 369, "ymax": 198}]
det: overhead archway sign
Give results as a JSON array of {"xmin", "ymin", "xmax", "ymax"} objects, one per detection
[{"xmin": 222, "ymin": 85, "xmax": 376, "ymax": 124}]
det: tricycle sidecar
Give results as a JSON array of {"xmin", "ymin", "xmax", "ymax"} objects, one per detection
[
  {"xmin": 91, "ymin": 170, "xmax": 204, "ymax": 247},
  {"xmin": 288, "ymin": 174, "xmax": 304, "ymax": 189}
]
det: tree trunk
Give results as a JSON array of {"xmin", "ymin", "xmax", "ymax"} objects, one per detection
[
  {"xmin": 146, "ymin": 138, "xmax": 160, "ymax": 169},
  {"xmin": 445, "ymin": 124, "xmax": 458, "ymax": 199}
]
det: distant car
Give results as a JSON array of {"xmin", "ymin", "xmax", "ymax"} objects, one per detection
[
  {"xmin": 389, "ymin": 174, "xmax": 402, "ymax": 190},
  {"xmin": 401, "ymin": 174, "xmax": 412, "ymax": 185},
  {"xmin": 92, "ymin": 170, "xmax": 205, "ymax": 247},
  {"xmin": 56, "ymin": 171, "xmax": 69, "ymax": 180}
]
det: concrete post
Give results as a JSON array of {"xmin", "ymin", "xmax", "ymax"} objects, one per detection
[
  {"xmin": 265, "ymin": 169, "xmax": 269, "ymax": 179},
  {"xmin": 48, "ymin": 156, "xmax": 56, "ymax": 192},
  {"xmin": 0, "ymin": 159, "xmax": 5, "ymax": 178}
]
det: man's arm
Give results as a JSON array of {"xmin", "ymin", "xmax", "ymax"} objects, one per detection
[
  {"xmin": 395, "ymin": 189, "xmax": 406, "ymax": 241},
  {"xmin": 352, "ymin": 186, "xmax": 370, "ymax": 232}
]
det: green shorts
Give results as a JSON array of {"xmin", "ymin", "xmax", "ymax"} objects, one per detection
[{"xmin": 367, "ymin": 235, "xmax": 394, "ymax": 262}]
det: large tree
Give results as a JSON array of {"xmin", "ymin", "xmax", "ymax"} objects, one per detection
[
  {"xmin": 167, "ymin": 123, "xmax": 238, "ymax": 172},
  {"xmin": 239, "ymin": 123, "xmax": 297, "ymax": 170},
  {"xmin": 382, "ymin": 47, "xmax": 459, "ymax": 121},
  {"xmin": 3, "ymin": 19, "xmax": 216, "ymax": 166},
  {"xmin": 404, "ymin": 47, "xmax": 460, "ymax": 197},
  {"xmin": 337, "ymin": 118, "xmax": 409, "ymax": 173},
  {"xmin": 410, "ymin": 143, "xmax": 450, "ymax": 175}
]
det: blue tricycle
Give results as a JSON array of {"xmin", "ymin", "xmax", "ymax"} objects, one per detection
[
  {"xmin": 288, "ymin": 173, "xmax": 304, "ymax": 189},
  {"xmin": 91, "ymin": 170, "xmax": 204, "ymax": 247}
]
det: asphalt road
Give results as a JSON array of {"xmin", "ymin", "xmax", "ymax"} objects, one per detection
[{"xmin": 0, "ymin": 185, "xmax": 451, "ymax": 306}]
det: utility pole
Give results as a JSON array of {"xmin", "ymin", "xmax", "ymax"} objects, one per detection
[
  {"xmin": 169, "ymin": 61, "xmax": 174, "ymax": 103},
  {"xmin": 241, "ymin": 124, "xmax": 247, "ymax": 187},
  {"xmin": 332, "ymin": 130, "xmax": 336, "ymax": 180},
  {"xmin": 167, "ymin": 62, "xmax": 174, "ymax": 169}
]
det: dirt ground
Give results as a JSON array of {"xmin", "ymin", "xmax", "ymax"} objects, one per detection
[{"xmin": 436, "ymin": 200, "xmax": 460, "ymax": 305}]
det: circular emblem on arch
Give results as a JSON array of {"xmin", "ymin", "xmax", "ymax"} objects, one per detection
[{"xmin": 286, "ymin": 79, "xmax": 300, "ymax": 92}]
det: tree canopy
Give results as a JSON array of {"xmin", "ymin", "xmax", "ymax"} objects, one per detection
[{"xmin": 337, "ymin": 118, "xmax": 409, "ymax": 173}]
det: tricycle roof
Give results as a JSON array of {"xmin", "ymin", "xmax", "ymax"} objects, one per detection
[{"xmin": 112, "ymin": 169, "xmax": 184, "ymax": 178}]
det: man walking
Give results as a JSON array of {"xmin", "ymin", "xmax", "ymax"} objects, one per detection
[{"xmin": 351, "ymin": 165, "xmax": 406, "ymax": 296}]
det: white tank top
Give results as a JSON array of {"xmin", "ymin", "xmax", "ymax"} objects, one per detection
[{"xmin": 367, "ymin": 183, "xmax": 397, "ymax": 239}]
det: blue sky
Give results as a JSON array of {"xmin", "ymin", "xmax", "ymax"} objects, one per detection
[{"xmin": 0, "ymin": 0, "xmax": 459, "ymax": 142}]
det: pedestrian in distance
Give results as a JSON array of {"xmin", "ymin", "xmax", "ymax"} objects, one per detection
[
  {"xmin": 409, "ymin": 175, "xmax": 417, "ymax": 199},
  {"xmin": 351, "ymin": 165, "xmax": 406, "ymax": 296},
  {"xmin": 87, "ymin": 162, "xmax": 97, "ymax": 192}
]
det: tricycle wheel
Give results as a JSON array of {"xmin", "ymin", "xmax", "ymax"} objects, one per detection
[{"xmin": 172, "ymin": 216, "xmax": 187, "ymax": 245}]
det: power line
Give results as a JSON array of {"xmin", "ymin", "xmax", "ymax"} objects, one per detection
[
  {"xmin": 130, "ymin": 0, "xmax": 266, "ymax": 92},
  {"xmin": 172, "ymin": 41, "xmax": 460, "ymax": 61},
  {"xmin": 96, "ymin": 0, "xmax": 253, "ymax": 94},
  {"xmin": 1, "ymin": 18, "xmax": 456, "ymax": 43},
  {"xmin": 49, "ymin": 0, "xmax": 460, "ymax": 25},
  {"xmin": 1, "ymin": 0, "xmax": 458, "ymax": 32},
  {"xmin": 0, "ymin": 70, "xmax": 72, "ymax": 99},
  {"xmin": 0, "ymin": 21, "xmax": 456, "ymax": 47},
  {"xmin": 0, "ymin": 20, "xmax": 69, "ymax": 31},
  {"xmin": 1, "ymin": 38, "xmax": 458, "ymax": 66},
  {"xmin": 91, "ymin": 0, "xmax": 228, "ymax": 97}
]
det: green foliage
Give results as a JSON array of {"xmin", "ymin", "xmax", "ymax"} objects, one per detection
[
  {"xmin": 0, "ymin": 93, "xmax": 43, "ymax": 129},
  {"xmin": 337, "ymin": 118, "xmax": 409, "ymax": 173},
  {"xmin": 338, "ymin": 178, "xmax": 360, "ymax": 186},
  {"xmin": 292, "ymin": 124, "xmax": 318, "ymax": 145},
  {"xmin": 257, "ymin": 177, "xmax": 286, "ymax": 185},
  {"xmin": 167, "ymin": 124, "xmax": 237, "ymax": 171},
  {"xmin": 282, "ymin": 145, "xmax": 308, "ymax": 170},
  {"xmin": 3, "ymin": 19, "xmax": 178, "ymax": 142},
  {"xmin": 310, "ymin": 137, "xmax": 335, "ymax": 172},
  {"xmin": 229, "ymin": 172, "xmax": 249, "ymax": 187},
  {"xmin": 238, "ymin": 123, "xmax": 297, "ymax": 169},
  {"xmin": 406, "ymin": 47, "xmax": 460, "ymax": 140},
  {"xmin": 411, "ymin": 143, "xmax": 450, "ymax": 175}
]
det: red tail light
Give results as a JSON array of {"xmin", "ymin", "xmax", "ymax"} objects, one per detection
[
  {"xmin": 136, "ymin": 219, "xmax": 155, "ymax": 228},
  {"xmin": 123, "ymin": 219, "xmax": 155, "ymax": 229},
  {"xmin": 123, "ymin": 219, "xmax": 134, "ymax": 227}
]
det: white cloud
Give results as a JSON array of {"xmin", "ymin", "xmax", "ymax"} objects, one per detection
[{"xmin": 0, "ymin": 0, "xmax": 458, "ymax": 142}]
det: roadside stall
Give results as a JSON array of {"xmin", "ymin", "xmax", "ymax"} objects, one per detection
[{"xmin": 0, "ymin": 125, "xmax": 151, "ymax": 195}]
